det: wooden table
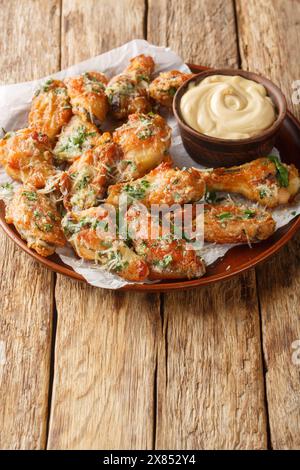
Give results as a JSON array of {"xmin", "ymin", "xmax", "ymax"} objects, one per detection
[{"xmin": 0, "ymin": 0, "xmax": 300, "ymax": 450}]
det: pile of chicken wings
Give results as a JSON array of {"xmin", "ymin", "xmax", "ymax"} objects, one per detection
[{"xmin": 1, "ymin": 55, "xmax": 299, "ymax": 282}]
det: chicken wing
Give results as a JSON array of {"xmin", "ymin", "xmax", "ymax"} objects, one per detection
[
  {"xmin": 204, "ymin": 156, "xmax": 300, "ymax": 208},
  {"xmin": 0, "ymin": 128, "xmax": 55, "ymax": 188},
  {"xmin": 5, "ymin": 186, "xmax": 65, "ymax": 256},
  {"xmin": 53, "ymin": 115, "xmax": 103, "ymax": 162},
  {"xmin": 61, "ymin": 206, "xmax": 149, "ymax": 281},
  {"xmin": 65, "ymin": 71, "xmax": 108, "ymax": 123},
  {"xmin": 29, "ymin": 79, "xmax": 72, "ymax": 140},
  {"xmin": 203, "ymin": 203, "xmax": 276, "ymax": 244},
  {"xmin": 112, "ymin": 113, "xmax": 171, "ymax": 178},
  {"xmin": 60, "ymin": 133, "xmax": 122, "ymax": 211},
  {"xmin": 126, "ymin": 205, "xmax": 206, "ymax": 279},
  {"xmin": 149, "ymin": 70, "xmax": 194, "ymax": 109},
  {"xmin": 107, "ymin": 162, "xmax": 206, "ymax": 208},
  {"xmin": 106, "ymin": 54, "xmax": 154, "ymax": 119}
]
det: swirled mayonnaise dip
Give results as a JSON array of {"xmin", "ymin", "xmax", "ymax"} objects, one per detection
[{"xmin": 180, "ymin": 74, "xmax": 276, "ymax": 139}]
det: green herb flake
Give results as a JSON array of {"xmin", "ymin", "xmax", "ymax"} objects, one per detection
[
  {"xmin": 268, "ymin": 155, "xmax": 289, "ymax": 188},
  {"xmin": 22, "ymin": 191, "xmax": 37, "ymax": 202},
  {"xmin": 154, "ymin": 254, "xmax": 173, "ymax": 270},
  {"xmin": 43, "ymin": 223, "xmax": 53, "ymax": 232},
  {"xmin": 137, "ymin": 128, "xmax": 154, "ymax": 140},
  {"xmin": 259, "ymin": 188, "xmax": 267, "ymax": 199},
  {"xmin": 217, "ymin": 212, "xmax": 233, "ymax": 221},
  {"xmin": 243, "ymin": 209, "xmax": 256, "ymax": 219}
]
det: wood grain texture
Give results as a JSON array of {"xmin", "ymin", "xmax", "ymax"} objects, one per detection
[
  {"xmin": 48, "ymin": 281, "xmax": 160, "ymax": 449},
  {"xmin": 47, "ymin": 0, "xmax": 161, "ymax": 450},
  {"xmin": 148, "ymin": 0, "xmax": 238, "ymax": 67},
  {"xmin": 0, "ymin": 0, "xmax": 61, "ymax": 449},
  {"xmin": 61, "ymin": 0, "xmax": 146, "ymax": 67},
  {"xmin": 157, "ymin": 276, "xmax": 267, "ymax": 449},
  {"xmin": 236, "ymin": 0, "xmax": 300, "ymax": 450},
  {"xmin": 148, "ymin": 0, "xmax": 268, "ymax": 450}
]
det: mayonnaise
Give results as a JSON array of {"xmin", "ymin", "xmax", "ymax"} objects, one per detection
[{"xmin": 180, "ymin": 74, "xmax": 276, "ymax": 139}]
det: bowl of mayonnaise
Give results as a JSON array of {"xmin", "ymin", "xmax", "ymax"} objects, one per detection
[{"xmin": 173, "ymin": 69, "xmax": 287, "ymax": 167}]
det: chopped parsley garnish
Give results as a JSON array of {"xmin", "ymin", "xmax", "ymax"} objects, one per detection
[
  {"xmin": 291, "ymin": 211, "xmax": 297, "ymax": 216},
  {"xmin": 243, "ymin": 209, "xmax": 256, "ymax": 219},
  {"xmin": 137, "ymin": 128, "xmax": 154, "ymax": 140},
  {"xmin": 137, "ymin": 74, "xmax": 150, "ymax": 83},
  {"xmin": 33, "ymin": 210, "xmax": 41, "ymax": 218},
  {"xmin": 0, "ymin": 182, "xmax": 13, "ymax": 190},
  {"xmin": 43, "ymin": 223, "xmax": 53, "ymax": 232},
  {"xmin": 36, "ymin": 78, "xmax": 54, "ymax": 95},
  {"xmin": 76, "ymin": 174, "xmax": 90, "ymax": 189},
  {"xmin": 217, "ymin": 212, "xmax": 232, "ymax": 221},
  {"xmin": 124, "ymin": 181, "xmax": 149, "ymax": 200},
  {"xmin": 57, "ymin": 127, "xmax": 96, "ymax": 154},
  {"xmin": 153, "ymin": 254, "xmax": 173, "ymax": 270},
  {"xmin": 268, "ymin": 155, "xmax": 289, "ymax": 188},
  {"xmin": 259, "ymin": 188, "xmax": 267, "ymax": 199},
  {"xmin": 22, "ymin": 191, "xmax": 37, "ymax": 201}
]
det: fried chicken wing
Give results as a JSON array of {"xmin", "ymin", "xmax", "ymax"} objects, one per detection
[
  {"xmin": 65, "ymin": 71, "xmax": 108, "ymax": 123},
  {"xmin": 112, "ymin": 113, "xmax": 171, "ymax": 178},
  {"xmin": 0, "ymin": 128, "xmax": 55, "ymax": 188},
  {"xmin": 60, "ymin": 133, "xmax": 122, "ymax": 211},
  {"xmin": 5, "ymin": 186, "xmax": 65, "ymax": 256},
  {"xmin": 149, "ymin": 70, "xmax": 194, "ymax": 109},
  {"xmin": 62, "ymin": 207, "xmax": 149, "ymax": 281},
  {"xmin": 107, "ymin": 162, "xmax": 206, "ymax": 208},
  {"xmin": 29, "ymin": 79, "xmax": 72, "ymax": 140},
  {"xmin": 106, "ymin": 54, "xmax": 154, "ymax": 119},
  {"xmin": 53, "ymin": 115, "xmax": 103, "ymax": 162},
  {"xmin": 126, "ymin": 206, "xmax": 206, "ymax": 279},
  {"xmin": 203, "ymin": 204, "xmax": 276, "ymax": 244},
  {"xmin": 204, "ymin": 157, "xmax": 300, "ymax": 208}
]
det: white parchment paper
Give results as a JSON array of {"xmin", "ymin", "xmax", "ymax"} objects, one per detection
[{"xmin": 1, "ymin": 39, "xmax": 300, "ymax": 289}]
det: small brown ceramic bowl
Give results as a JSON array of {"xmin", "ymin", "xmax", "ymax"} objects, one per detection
[{"xmin": 173, "ymin": 69, "xmax": 287, "ymax": 167}]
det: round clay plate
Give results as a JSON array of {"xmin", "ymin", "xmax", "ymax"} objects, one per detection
[{"xmin": 1, "ymin": 64, "xmax": 300, "ymax": 292}]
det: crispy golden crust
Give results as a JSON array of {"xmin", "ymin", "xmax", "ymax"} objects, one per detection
[
  {"xmin": 149, "ymin": 70, "xmax": 194, "ymax": 108},
  {"xmin": 106, "ymin": 55, "xmax": 154, "ymax": 120},
  {"xmin": 5, "ymin": 186, "xmax": 65, "ymax": 257},
  {"xmin": 107, "ymin": 162, "xmax": 206, "ymax": 208},
  {"xmin": 203, "ymin": 203, "xmax": 276, "ymax": 244},
  {"xmin": 0, "ymin": 128, "xmax": 55, "ymax": 188},
  {"xmin": 65, "ymin": 71, "xmax": 109, "ymax": 123},
  {"xmin": 204, "ymin": 157, "xmax": 300, "ymax": 208},
  {"xmin": 60, "ymin": 133, "xmax": 122, "ymax": 211},
  {"xmin": 125, "ymin": 54, "xmax": 155, "ymax": 78},
  {"xmin": 29, "ymin": 79, "xmax": 72, "ymax": 140},
  {"xmin": 126, "ymin": 206, "xmax": 206, "ymax": 279},
  {"xmin": 61, "ymin": 207, "xmax": 149, "ymax": 281},
  {"xmin": 53, "ymin": 115, "xmax": 103, "ymax": 162},
  {"xmin": 113, "ymin": 113, "xmax": 171, "ymax": 177}
]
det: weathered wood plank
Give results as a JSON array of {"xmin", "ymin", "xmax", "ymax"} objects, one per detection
[
  {"xmin": 47, "ymin": 0, "xmax": 160, "ymax": 450},
  {"xmin": 61, "ymin": 0, "xmax": 146, "ymax": 67},
  {"xmin": 236, "ymin": 0, "xmax": 300, "ymax": 450},
  {"xmin": 148, "ymin": 0, "xmax": 268, "ymax": 449},
  {"xmin": 0, "ymin": 0, "xmax": 61, "ymax": 449},
  {"xmin": 148, "ymin": 0, "xmax": 238, "ymax": 68}
]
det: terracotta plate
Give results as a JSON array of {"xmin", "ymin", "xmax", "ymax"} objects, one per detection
[{"xmin": 1, "ymin": 64, "xmax": 300, "ymax": 292}]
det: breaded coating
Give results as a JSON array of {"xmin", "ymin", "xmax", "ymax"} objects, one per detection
[
  {"xmin": 0, "ymin": 128, "xmax": 55, "ymax": 188},
  {"xmin": 65, "ymin": 71, "xmax": 108, "ymax": 123},
  {"xmin": 5, "ymin": 185, "xmax": 65, "ymax": 256},
  {"xmin": 29, "ymin": 79, "xmax": 72, "ymax": 140}
]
